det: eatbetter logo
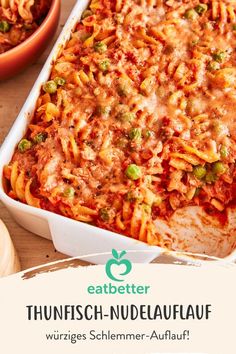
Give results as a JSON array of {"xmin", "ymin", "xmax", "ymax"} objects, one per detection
[{"xmin": 105, "ymin": 249, "xmax": 132, "ymax": 282}]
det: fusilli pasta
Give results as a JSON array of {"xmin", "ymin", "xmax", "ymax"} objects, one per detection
[{"xmin": 4, "ymin": 0, "xmax": 236, "ymax": 251}]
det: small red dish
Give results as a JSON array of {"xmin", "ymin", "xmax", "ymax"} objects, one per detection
[{"xmin": 0, "ymin": 0, "xmax": 61, "ymax": 80}]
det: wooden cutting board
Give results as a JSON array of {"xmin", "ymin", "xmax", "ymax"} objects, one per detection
[
  {"xmin": 0, "ymin": 0, "xmax": 77, "ymax": 271},
  {"xmin": 0, "ymin": 219, "xmax": 20, "ymax": 277}
]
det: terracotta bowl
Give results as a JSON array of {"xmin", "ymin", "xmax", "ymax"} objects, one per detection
[{"xmin": 0, "ymin": 0, "xmax": 61, "ymax": 81}]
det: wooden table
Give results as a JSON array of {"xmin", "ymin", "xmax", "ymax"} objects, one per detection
[{"xmin": 0, "ymin": 0, "xmax": 77, "ymax": 271}]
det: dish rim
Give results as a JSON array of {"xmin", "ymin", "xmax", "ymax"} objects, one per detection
[{"xmin": 0, "ymin": 0, "xmax": 235, "ymax": 264}]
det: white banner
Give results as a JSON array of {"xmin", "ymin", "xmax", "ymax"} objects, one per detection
[{"xmin": 0, "ymin": 252, "xmax": 235, "ymax": 354}]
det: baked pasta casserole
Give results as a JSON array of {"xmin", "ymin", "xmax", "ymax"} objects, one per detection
[
  {"xmin": 0, "ymin": 0, "xmax": 51, "ymax": 54},
  {"xmin": 4, "ymin": 0, "xmax": 236, "ymax": 249}
]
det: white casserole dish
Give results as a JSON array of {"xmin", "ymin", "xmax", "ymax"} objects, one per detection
[{"xmin": 0, "ymin": 0, "xmax": 235, "ymax": 265}]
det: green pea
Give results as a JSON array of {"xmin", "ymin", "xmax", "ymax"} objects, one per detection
[
  {"xmin": 195, "ymin": 4, "xmax": 208, "ymax": 15},
  {"xmin": 54, "ymin": 77, "xmax": 66, "ymax": 86},
  {"xmin": 94, "ymin": 41, "xmax": 107, "ymax": 54},
  {"xmin": 63, "ymin": 187, "xmax": 75, "ymax": 198},
  {"xmin": 99, "ymin": 208, "xmax": 110, "ymax": 221},
  {"xmin": 205, "ymin": 171, "xmax": 217, "ymax": 183},
  {"xmin": 220, "ymin": 145, "xmax": 228, "ymax": 159},
  {"xmin": 184, "ymin": 9, "xmax": 198, "ymax": 20},
  {"xmin": 0, "ymin": 21, "xmax": 10, "ymax": 33},
  {"xmin": 119, "ymin": 112, "xmax": 136, "ymax": 123},
  {"xmin": 232, "ymin": 24, "xmax": 236, "ymax": 31},
  {"xmin": 43, "ymin": 80, "xmax": 57, "ymax": 94},
  {"xmin": 98, "ymin": 59, "xmax": 110, "ymax": 72},
  {"xmin": 207, "ymin": 61, "xmax": 220, "ymax": 71},
  {"xmin": 33, "ymin": 132, "xmax": 47, "ymax": 144},
  {"xmin": 212, "ymin": 51, "xmax": 226, "ymax": 63},
  {"xmin": 129, "ymin": 128, "xmax": 142, "ymax": 140},
  {"xmin": 193, "ymin": 165, "xmax": 207, "ymax": 180},
  {"xmin": 212, "ymin": 162, "xmax": 227, "ymax": 175},
  {"xmin": 18, "ymin": 139, "xmax": 32, "ymax": 153},
  {"xmin": 81, "ymin": 9, "xmax": 93, "ymax": 19},
  {"xmin": 125, "ymin": 164, "xmax": 142, "ymax": 180}
]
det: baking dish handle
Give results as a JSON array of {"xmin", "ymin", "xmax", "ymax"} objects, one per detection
[{"xmin": 48, "ymin": 217, "xmax": 163, "ymax": 264}]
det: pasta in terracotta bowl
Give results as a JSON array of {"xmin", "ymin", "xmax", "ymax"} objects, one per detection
[{"xmin": 0, "ymin": 0, "xmax": 60, "ymax": 80}]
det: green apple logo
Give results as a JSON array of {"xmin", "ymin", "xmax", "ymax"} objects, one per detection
[{"xmin": 105, "ymin": 249, "xmax": 132, "ymax": 282}]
